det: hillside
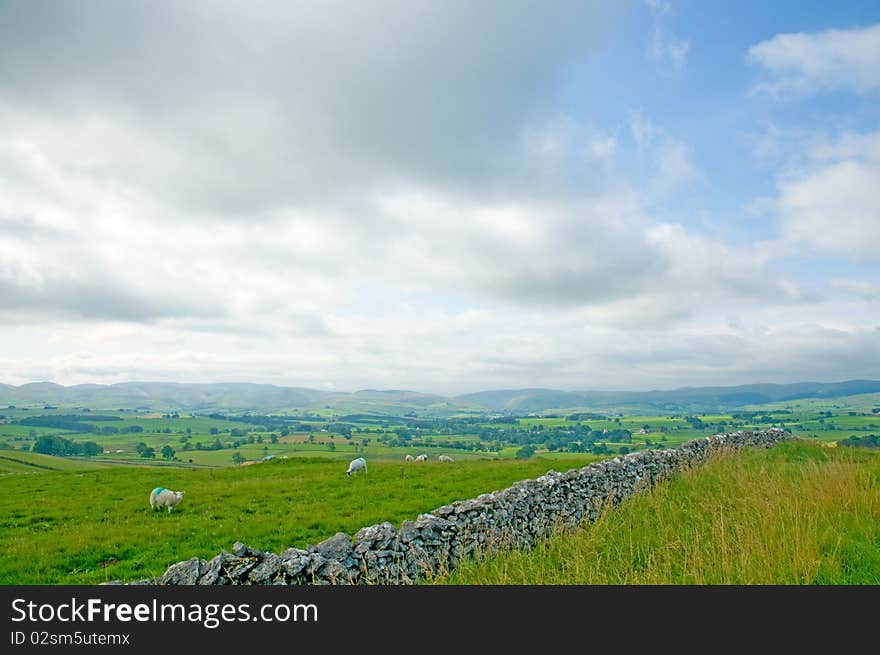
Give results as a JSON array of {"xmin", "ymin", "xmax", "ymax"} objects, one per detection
[
  {"xmin": 0, "ymin": 382, "xmax": 479, "ymax": 416},
  {"xmin": 457, "ymin": 380, "xmax": 880, "ymax": 414},
  {"xmin": 1, "ymin": 379, "xmax": 879, "ymax": 416}
]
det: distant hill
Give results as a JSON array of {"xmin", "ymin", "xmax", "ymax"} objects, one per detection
[
  {"xmin": 456, "ymin": 380, "xmax": 880, "ymax": 414},
  {"xmin": 0, "ymin": 379, "xmax": 878, "ymax": 415},
  {"xmin": 0, "ymin": 382, "xmax": 480, "ymax": 416}
]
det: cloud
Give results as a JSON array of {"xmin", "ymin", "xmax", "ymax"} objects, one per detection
[
  {"xmin": 0, "ymin": 1, "xmax": 621, "ymax": 212},
  {"xmin": 630, "ymin": 109, "xmax": 661, "ymax": 148},
  {"xmin": 629, "ymin": 110, "xmax": 698, "ymax": 198},
  {"xmin": 648, "ymin": 31, "xmax": 690, "ymax": 72},
  {"xmin": 775, "ymin": 131, "xmax": 880, "ymax": 260},
  {"xmin": 748, "ymin": 23, "xmax": 880, "ymax": 96},
  {"xmin": 644, "ymin": 0, "xmax": 689, "ymax": 73},
  {"xmin": 832, "ymin": 279, "xmax": 880, "ymax": 302},
  {"xmin": 4, "ymin": 305, "xmax": 875, "ymax": 394},
  {"xmin": 0, "ymin": 1, "xmax": 871, "ymax": 393}
]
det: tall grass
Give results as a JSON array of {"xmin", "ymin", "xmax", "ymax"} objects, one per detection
[{"xmin": 438, "ymin": 442, "xmax": 880, "ymax": 584}]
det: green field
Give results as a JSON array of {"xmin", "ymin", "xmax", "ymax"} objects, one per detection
[
  {"xmin": 744, "ymin": 392, "xmax": 880, "ymax": 414},
  {"xmin": 0, "ymin": 452, "xmax": 600, "ymax": 584},
  {"xmin": 3, "ymin": 398, "xmax": 879, "ymax": 586},
  {"xmin": 4, "ymin": 403, "xmax": 879, "ymax": 469},
  {"xmin": 0, "ymin": 451, "xmax": 110, "ymax": 474},
  {"xmin": 437, "ymin": 441, "xmax": 880, "ymax": 584}
]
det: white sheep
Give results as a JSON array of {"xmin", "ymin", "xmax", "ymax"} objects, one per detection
[
  {"xmin": 346, "ymin": 457, "xmax": 367, "ymax": 477},
  {"xmin": 404, "ymin": 454, "xmax": 414, "ymax": 462},
  {"xmin": 415, "ymin": 454, "xmax": 428, "ymax": 462},
  {"xmin": 438, "ymin": 455, "xmax": 454, "ymax": 462},
  {"xmin": 149, "ymin": 487, "xmax": 185, "ymax": 513}
]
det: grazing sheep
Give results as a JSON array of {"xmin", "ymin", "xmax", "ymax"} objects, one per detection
[
  {"xmin": 438, "ymin": 455, "xmax": 454, "ymax": 462},
  {"xmin": 149, "ymin": 487, "xmax": 185, "ymax": 513},
  {"xmin": 404, "ymin": 454, "xmax": 414, "ymax": 462},
  {"xmin": 415, "ymin": 454, "xmax": 428, "ymax": 462},
  {"xmin": 346, "ymin": 457, "xmax": 367, "ymax": 477}
]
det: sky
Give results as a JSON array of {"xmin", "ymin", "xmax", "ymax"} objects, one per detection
[{"xmin": 0, "ymin": 0, "xmax": 878, "ymax": 394}]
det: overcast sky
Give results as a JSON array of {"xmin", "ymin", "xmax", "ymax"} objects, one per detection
[{"xmin": 1, "ymin": 0, "xmax": 878, "ymax": 394}]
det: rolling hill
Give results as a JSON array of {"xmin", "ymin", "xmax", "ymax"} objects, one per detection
[{"xmin": 0, "ymin": 379, "xmax": 878, "ymax": 415}]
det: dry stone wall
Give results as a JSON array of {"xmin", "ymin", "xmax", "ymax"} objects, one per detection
[{"xmin": 143, "ymin": 428, "xmax": 793, "ymax": 586}]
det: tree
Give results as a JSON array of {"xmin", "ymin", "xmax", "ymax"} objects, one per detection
[
  {"xmin": 232, "ymin": 451, "xmax": 245, "ymax": 465},
  {"xmin": 81, "ymin": 441, "xmax": 102, "ymax": 457},
  {"xmin": 139, "ymin": 445, "xmax": 156, "ymax": 459},
  {"xmin": 515, "ymin": 444, "xmax": 535, "ymax": 459},
  {"xmin": 210, "ymin": 427, "xmax": 219, "ymax": 435},
  {"xmin": 270, "ymin": 434, "xmax": 278, "ymax": 444},
  {"xmin": 161, "ymin": 445, "xmax": 176, "ymax": 460}
]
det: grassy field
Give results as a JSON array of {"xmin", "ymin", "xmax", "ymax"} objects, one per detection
[
  {"xmin": 436, "ymin": 441, "xmax": 880, "ymax": 584},
  {"xmin": 0, "ymin": 452, "xmax": 600, "ymax": 585},
  {"xmin": 4, "ymin": 402, "xmax": 879, "ymax": 469},
  {"xmin": 0, "ymin": 451, "xmax": 110, "ymax": 474},
  {"xmin": 744, "ymin": 392, "xmax": 880, "ymax": 414}
]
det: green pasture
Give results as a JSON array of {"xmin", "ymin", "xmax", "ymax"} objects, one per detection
[{"xmin": 0, "ymin": 453, "xmax": 599, "ymax": 585}]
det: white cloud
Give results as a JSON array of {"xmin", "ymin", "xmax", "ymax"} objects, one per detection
[
  {"xmin": 748, "ymin": 23, "xmax": 880, "ymax": 96},
  {"xmin": 0, "ymin": 1, "xmax": 872, "ymax": 393},
  {"xmin": 629, "ymin": 110, "xmax": 699, "ymax": 198},
  {"xmin": 648, "ymin": 31, "xmax": 690, "ymax": 72},
  {"xmin": 630, "ymin": 110, "xmax": 660, "ymax": 148},
  {"xmin": 832, "ymin": 279, "xmax": 880, "ymax": 302},
  {"xmin": 644, "ymin": 0, "xmax": 672, "ymax": 16},
  {"xmin": 644, "ymin": 0, "xmax": 690, "ymax": 73},
  {"xmin": 650, "ymin": 140, "xmax": 698, "ymax": 197},
  {"xmin": 775, "ymin": 131, "xmax": 880, "ymax": 260}
]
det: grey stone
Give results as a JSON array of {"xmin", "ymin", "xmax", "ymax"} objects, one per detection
[
  {"xmin": 232, "ymin": 541, "xmax": 262, "ymax": 557},
  {"xmin": 311, "ymin": 532, "xmax": 353, "ymax": 561},
  {"xmin": 224, "ymin": 555, "xmax": 258, "ymax": 580},
  {"xmin": 248, "ymin": 552, "xmax": 282, "ymax": 584},
  {"xmin": 161, "ymin": 557, "xmax": 204, "ymax": 585}
]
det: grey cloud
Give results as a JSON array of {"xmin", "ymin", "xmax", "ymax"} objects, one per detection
[
  {"xmin": 0, "ymin": 1, "xmax": 625, "ymax": 214},
  {"xmin": 0, "ymin": 276, "xmax": 225, "ymax": 323},
  {"xmin": 831, "ymin": 278, "xmax": 880, "ymax": 302},
  {"xmin": 0, "ymin": 215, "xmax": 69, "ymax": 240}
]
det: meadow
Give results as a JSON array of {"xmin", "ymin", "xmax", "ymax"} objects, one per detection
[
  {"xmin": 437, "ymin": 441, "xmax": 880, "ymax": 584},
  {"xmin": 0, "ymin": 452, "xmax": 599, "ymax": 585},
  {"xmin": 2, "ymin": 397, "xmax": 879, "ymax": 586},
  {"xmin": 3, "ymin": 401, "xmax": 878, "ymax": 468}
]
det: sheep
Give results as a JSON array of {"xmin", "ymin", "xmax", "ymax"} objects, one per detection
[
  {"xmin": 149, "ymin": 487, "xmax": 185, "ymax": 513},
  {"xmin": 346, "ymin": 457, "xmax": 367, "ymax": 477},
  {"xmin": 438, "ymin": 455, "xmax": 454, "ymax": 462},
  {"xmin": 415, "ymin": 454, "xmax": 428, "ymax": 462},
  {"xmin": 404, "ymin": 454, "xmax": 414, "ymax": 462}
]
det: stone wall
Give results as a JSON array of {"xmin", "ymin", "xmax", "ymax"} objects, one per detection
[{"xmin": 147, "ymin": 428, "xmax": 792, "ymax": 585}]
